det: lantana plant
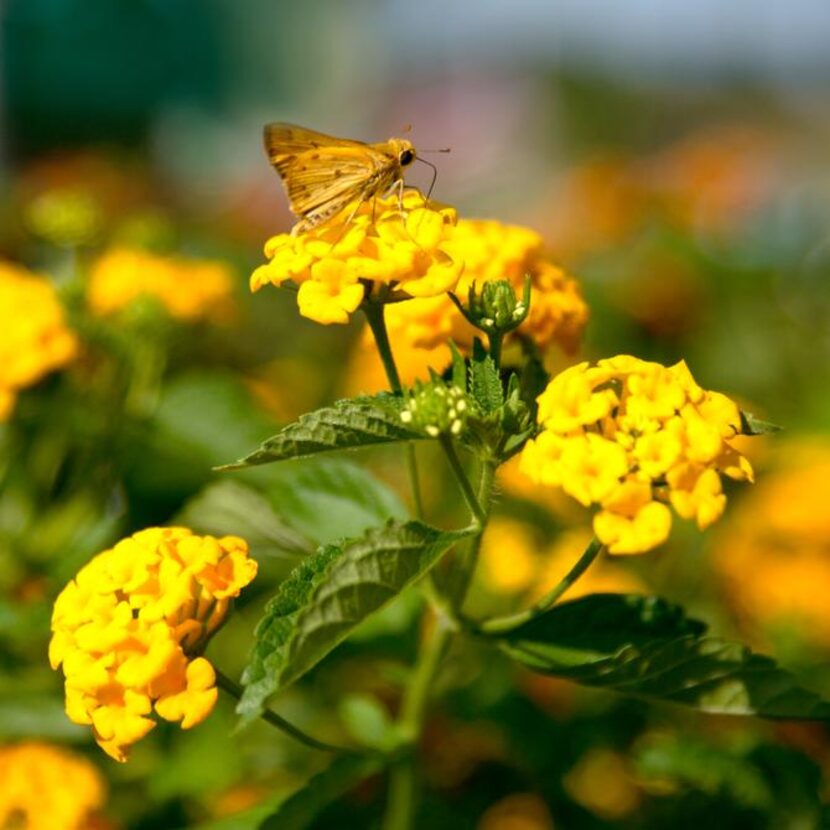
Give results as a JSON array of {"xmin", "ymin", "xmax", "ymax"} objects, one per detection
[{"xmin": 50, "ymin": 184, "xmax": 829, "ymax": 829}]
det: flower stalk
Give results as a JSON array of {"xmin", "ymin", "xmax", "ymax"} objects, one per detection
[{"xmin": 215, "ymin": 671, "xmax": 362, "ymax": 756}]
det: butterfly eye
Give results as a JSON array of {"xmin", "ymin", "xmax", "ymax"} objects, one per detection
[{"xmin": 399, "ymin": 149, "xmax": 415, "ymax": 166}]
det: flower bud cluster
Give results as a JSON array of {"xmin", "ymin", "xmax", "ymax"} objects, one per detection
[{"xmin": 401, "ymin": 380, "xmax": 469, "ymax": 438}]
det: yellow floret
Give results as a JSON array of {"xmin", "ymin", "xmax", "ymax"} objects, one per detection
[
  {"xmin": 50, "ymin": 527, "xmax": 257, "ymax": 761},
  {"xmin": 519, "ymin": 355, "xmax": 753, "ymax": 554},
  {"xmin": 252, "ymin": 192, "xmax": 463, "ymax": 325}
]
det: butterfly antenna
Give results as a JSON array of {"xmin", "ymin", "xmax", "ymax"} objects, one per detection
[{"xmin": 415, "ymin": 156, "xmax": 439, "ymax": 200}]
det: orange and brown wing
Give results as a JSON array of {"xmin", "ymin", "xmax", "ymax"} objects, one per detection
[
  {"xmin": 264, "ymin": 124, "xmax": 396, "ymax": 227},
  {"xmin": 278, "ymin": 148, "xmax": 380, "ymax": 219},
  {"xmin": 263, "ymin": 123, "xmax": 365, "ymax": 160}
]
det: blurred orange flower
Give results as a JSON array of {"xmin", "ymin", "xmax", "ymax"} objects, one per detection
[
  {"xmin": 88, "ymin": 248, "xmax": 235, "ymax": 323},
  {"xmin": 0, "ymin": 261, "xmax": 78, "ymax": 420},
  {"xmin": 0, "ymin": 742, "xmax": 108, "ymax": 830},
  {"xmin": 713, "ymin": 439, "xmax": 830, "ymax": 648}
]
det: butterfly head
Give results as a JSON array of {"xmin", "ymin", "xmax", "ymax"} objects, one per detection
[{"xmin": 388, "ymin": 138, "xmax": 416, "ymax": 168}]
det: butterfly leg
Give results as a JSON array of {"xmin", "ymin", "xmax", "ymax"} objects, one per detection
[{"xmin": 327, "ymin": 197, "xmax": 367, "ymax": 251}]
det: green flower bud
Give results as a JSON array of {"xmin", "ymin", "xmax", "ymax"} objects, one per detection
[
  {"xmin": 450, "ymin": 276, "xmax": 531, "ymax": 336},
  {"xmin": 401, "ymin": 380, "xmax": 469, "ymax": 438}
]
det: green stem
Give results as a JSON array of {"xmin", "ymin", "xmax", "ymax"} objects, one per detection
[
  {"xmin": 438, "ymin": 436, "xmax": 486, "ymax": 528},
  {"xmin": 382, "ymin": 620, "xmax": 453, "ymax": 830},
  {"xmin": 488, "ymin": 332, "xmax": 503, "ymax": 368},
  {"xmin": 480, "ymin": 537, "xmax": 605, "ymax": 634},
  {"xmin": 406, "ymin": 445, "xmax": 424, "ymax": 520},
  {"xmin": 363, "ymin": 300, "xmax": 402, "ymax": 393},
  {"xmin": 215, "ymin": 671, "xmax": 360, "ymax": 755},
  {"xmin": 448, "ymin": 459, "xmax": 496, "ymax": 610},
  {"xmin": 362, "ymin": 300, "xmax": 424, "ymax": 520}
]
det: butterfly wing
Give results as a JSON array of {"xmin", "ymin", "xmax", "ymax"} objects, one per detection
[
  {"xmin": 263, "ymin": 123, "xmax": 366, "ymax": 160},
  {"xmin": 264, "ymin": 124, "xmax": 396, "ymax": 228}
]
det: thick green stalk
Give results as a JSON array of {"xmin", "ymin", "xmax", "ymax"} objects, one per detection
[
  {"xmin": 362, "ymin": 300, "xmax": 424, "ymax": 520},
  {"xmin": 363, "ymin": 300, "xmax": 403, "ymax": 393},
  {"xmin": 382, "ymin": 619, "xmax": 453, "ymax": 830}
]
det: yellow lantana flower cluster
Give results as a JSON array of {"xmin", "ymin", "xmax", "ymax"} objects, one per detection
[
  {"xmin": 50, "ymin": 527, "xmax": 257, "ymax": 762},
  {"xmin": 520, "ymin": 356, "xmax": 753, "ymax": 554},
  {"xmin": 0, "ymin": 741, "xmax": 107, "ymax": 830},
  {"xmin": 0, "ymin": 261, "xmax": 78, "ymax": 421},
  {"xmin": 386, "ymin": 219, "xmax": 588, "ymax": 357},
  {"xmin": 88, "ymin": 248, "xmax": 235, "ymax": 323},
  {"xmin": 250, "ymin": 192, "xmax": 464, "ymax": 325}
]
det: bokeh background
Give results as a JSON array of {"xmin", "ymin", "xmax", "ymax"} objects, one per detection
[{"xmin": 2, "ymin": 1, "xmax": 830, "ymax": 827}]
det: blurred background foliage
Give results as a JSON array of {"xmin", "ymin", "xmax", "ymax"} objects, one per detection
[{"xmin": 2, "ymin": 0, "xmax": 830, "ymax": 827}]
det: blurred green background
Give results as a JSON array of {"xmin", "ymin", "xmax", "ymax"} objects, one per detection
[{"xmin": 2, "ymin": 1, "xmax": 830, "ymax": 827}]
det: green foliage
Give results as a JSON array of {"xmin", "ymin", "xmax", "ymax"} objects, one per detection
[
  {"xmin": 263, "ymin": 458, "xmax": 408, "ymax": 545},
  {"xmin": 124, "ymin": 370, "xmax": 278, "ymax": 502},
  {"xmin": 0, "ymin": 690, "xmax": 86, "ymax": 741},
  {"xmin": 338, "ymin": 694, "xmax": 397, "ymax": 751},
  {"xmin": 177, "ymin": 479, "xmax": 311, "ymax": 562},
  {"xmin": 637, "ymin": 736, "xmax": 773, "ymax": 810},
  {"xmin": 194, "ymin": 756, "xmax": 380, "ymax": 830},
  {"xmin": 469, "ymin": 338, "xmax": 504, "ymax": 414},
  {"xmin": 259, "ymin": 756, "xmax": 381, "ymax": 830},
  {"xmin": 493, "ymin": 593, "xmax": 830, "ymax": 718},
  {"xmin": 517, "ymin": 349, "xmax": 549, "ymax": 418},
  {"xmin": 176, "ymin": 458, "xmax": 408, "ymax": 589},
  {"xmin": 238, "ymin": 521, "xmax": 470, "ymax": 724},
  {"xmin": 217, "ymin": 395, "xmax": 421, "ymax": 470},
  {"xmin": 740, "ymin": 411, "xmax": 782, "ymax": 436},
  {"xmin": 636, "ymin": 737, "xmax": 824, "ymax": 828},
  {"xmin": 449, "ymin": 341, "xmax": 467, "ymax": 390}
]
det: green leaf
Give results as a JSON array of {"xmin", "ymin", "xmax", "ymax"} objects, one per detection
[
  {"xmin": 124, "ymin": 371, "xmax": 278, "ymax": 500},
  {"xmin": 217, "ymin": 395, "xmax": 421, "ymax": 470},
  {"xmin": 740, "ymin": 410, "xmax": 782, "ymax": 436},
  {"xmin": 517, "ymin": 349, "xmax": 548, "ymax": 417},
  {"xmin": 238, "ymin": 520, "xmax": 469, "ymax": 724},
  {"xmin": 469, "ymin": 338, "xmax": 503, "ymax": 414},
  {"xmin": 449, "ymin": 341, "xmax": 467, "ymax": 390},
  {"xmin": 177, "ymin": 480, "xmax": 311, "ymax": 564},
  {"xmin": 0, "ymin": 692, "xmax": 86, "ymax": 741},
  {"xmin": 192, "ymin": 756, "xmax": 379, "ymax": 830},
  {"xmin": 259, "ymin": 755, "xmax": 380, "ymax": 830},
  {"xmin": 338, "ymin": 694, "xmax": 395, "ymax": 750},
  {"xmin": 636, "ymin": 734, "xmax": 774, "ymax": 810},
  {"xmin": 264, "ymin": 458, "xmax": 408, "ymax": 546},
  {"xmin": 494, "ymin": 593, "xmax": 830, "ymax": 719}
]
